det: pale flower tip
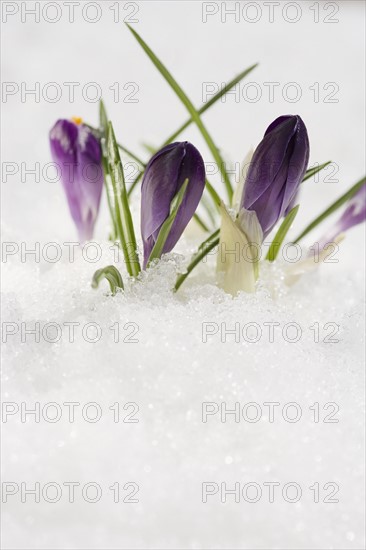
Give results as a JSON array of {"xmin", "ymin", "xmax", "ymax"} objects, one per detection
[{"xmin": 216, "ymin": 203, "xmax": 256, "ymax": 296}]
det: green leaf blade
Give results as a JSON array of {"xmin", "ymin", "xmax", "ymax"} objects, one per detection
[
  {"xmin": 147, "ymin": 179, "xmax": 190, "ymax": 267},
  {"xmin": 162, "ymin": 63, "xmax": 258, "ymax": 146},
  {"xmin": 266, "ymin": 205, "xmax": 300, "ymax": 262},
  {"xmin": 127, "ymin": 64, "xmax": 258, "ymax": 200},
  {"xmin": 126, "ymin": 24, "xmax": 233, "ymax": 202},
  {"xmin": 92, "ymin": 265, "xmax": 124, "ymax": 295},
  {"xmin": 174, "ymin": 229, "xmax": 220, "ymax": 292},
  {"xmin": 294, "ymin": 176, "xmax": 366, "ymax": 243},
  {"xmin": 99, "ymin": 99, "xmax": 108, "ymax": 134},
  {"xmin": 302, "ymin": 161, "xmax": 332, "ymax": 182},
  {"xmin": 99, "ymin": 100, "xmax": 117, "ymax": 240},
  {"xmin": 107, "ymin": 122, "xmax": 141, "ymax": 276},
  {"xmin": 193, "ymin": 212, "xmax": 210, "ymax": 233}
]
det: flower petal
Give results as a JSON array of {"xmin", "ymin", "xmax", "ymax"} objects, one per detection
[
  {"xmin": 241, "ymin": 115, "xmax": 309, "ymax": 238},
  {"xmin": 49, "ymin": 119, "xmax": 103, "ymax": 242},
  {"xmin": 217, "ymin": 203, "xmax": 257, "ymax": 295},
  {"xmin": 141, "ymin": 141, "xmax": 205, "ymax": 267}
]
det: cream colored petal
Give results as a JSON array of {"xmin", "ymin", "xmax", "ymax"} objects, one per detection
[
  {"xmin": 237, "ymin": 207, "xmax": 263, "ymax": 279},
  {"xmin": 237, "ymin": 207, "xmax": 263, "ymax": 245},
  {"xmin": 216, "ymin": 203, "xmax": 256, "ymax": 295}
]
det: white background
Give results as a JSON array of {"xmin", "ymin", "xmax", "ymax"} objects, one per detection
[
  {"xmin": 1, "ymin": 2, "xmax": 365, "ymax": 549},
  {"xmin": 2, "ymin": 0, "xmax": 365, "ymax": 246}
]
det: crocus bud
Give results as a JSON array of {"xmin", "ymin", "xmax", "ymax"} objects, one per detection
[
  {"xmin": 49, "ymin": 118, "xmax": 103, "ymax": 242},
  {"xmin": 141, "ymin": 141, "xmax": 206, "ymax": 268},
  {"xmin": 286, "ymin": 184, "xmax": 365, "ymax": 286},
  {"xmin": 217, "ymin": 203, "xmax": 263, "ymax": 295},
  {"xmin": 241, "ymin": 115, "xmax": 309, "ymax": 238},
  {"xmin": 317, "ymin": 183, "xmax": 366, "ymax": 251}
]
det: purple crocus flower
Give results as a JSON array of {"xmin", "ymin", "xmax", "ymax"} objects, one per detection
[
  {"xmin": 241, "ymin": 115, "xmax": 309, "ymax": 238},
  {"xmin": 49, "ymin": 118, "xmax": 103, "ymax": 242},
  {"xmin": 141, "ymin": 141, "xmax": 206, "ymax": 268},
  {"xmin": 317, "ymin": 183, "xmax": 366, "ymax": 250}
]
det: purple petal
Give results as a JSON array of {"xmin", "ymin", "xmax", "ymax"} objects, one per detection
[
  {"xmin": 264, "ymin": 114, "xmax": 294, "ymax": 136},
  {"xmin": 241, "ymin": 115, "xmax": 309, "ymax": 237},
  {"xmin": 338, "ymin": 183, "xmax": 366, "ymax": 230},
  {"xmin": 141, "ymin": 141, "xmax": 206, "ymax": 268},
  {"xmin": 141, "ymin": 143, "xmax": 186, "ymax": 244},
  {"xmin": 317, "ymin": 183, "xmax": 366, "ymax": 250},
  {"xmin": 49, "ymin": 119, "xmax": 103, "ymax": 241}
]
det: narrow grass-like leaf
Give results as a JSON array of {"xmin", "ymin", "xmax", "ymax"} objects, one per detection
[
  {"xmin": 266, "ymin": 205, "xmax": 300, "ymax": 261},
  {"xmin": 126, "ymin": 24, "xmax": 233, "ymax": 202},
  {"xmin": 193, "ymin": 213, "xmax": 210, "ymax": 232},
  {"xmin": 92, "ymin": 265, "xmax": 124, "ymax": 295},
  {"xmin": 126, "ymin": 64, "xmax": 258, "ymax": 199},
  {"xmin": 107, "ymin": 122, "xmax": 141, "ymax": 276},
  {"xmin": 142, "ymin": 142, "xmax": 156, "ymax": 155},
  {"xmin": 101, "ymin": 153, "xmax": 117, "ymax": 236},
  {"xmin": 147, "ymin": 179, "xmax": 189, "ymax": 267},
  {"xmin": 127, "ymin": 171, "xmax": 142, "ymax": 197},
  {"xmin": 294, "ymin": 176, "xmax": 366, "ymax": 243},
  {"xmin": 174, "ymin": 229, "xmax": 220, "ymax": 292},
  {"xmin": 127, "ymin": 168, "xmax": 222, "ymax": 219},
  {"xmin": 205, "ymin": 179, "xmax": 221, "ymax": 208},
  {"xmin": 302, "ymin": 161, "xmax": 332, "ymax": 182},
  {"xmin": 161, "ymin": 63, "xmax": 258, "ymax": 146},
  {"xmin": 99, "ymin": 99, "xmax": 145, "ymax": 166},
  {"xmin": 99, "ymin": 99, "xmax": 108, "ymax": 133},
  {"xmin": 99, "ymin": 101, "xmax": 117, "ymax": 240},
  {"xmin": 117, "ymin": 144, "xmax": 145, "ymax": 166},
  {"xmin": 201, "ymin": 193, "xmax": 217, "ymax": 227}
]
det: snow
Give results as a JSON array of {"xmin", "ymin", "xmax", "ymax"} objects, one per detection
[
  {"xmin": 1, "ymin": 1, "xmax": 365, "ymax": 549},
  {"xmin": 1, "ymin": 230, "xmax": 365, "ymax": 549}
]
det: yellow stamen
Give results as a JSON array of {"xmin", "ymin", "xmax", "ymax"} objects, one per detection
[{"xmin": 71, "ymin": 116, "xmax": 83, "ymax": 125}]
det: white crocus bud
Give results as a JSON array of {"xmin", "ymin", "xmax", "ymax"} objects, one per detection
[{"xmin": 217, "ymin": 202, "xmax": 263, "ymax": 295}]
